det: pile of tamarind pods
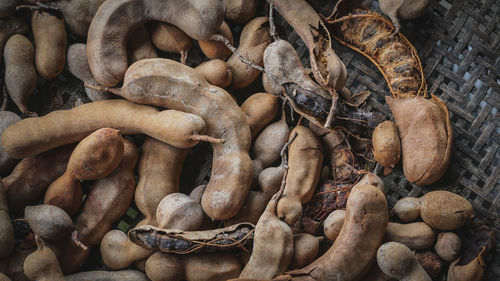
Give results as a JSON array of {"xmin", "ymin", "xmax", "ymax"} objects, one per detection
[{"xmin": 0, "ymin": 0, "xmax": 495, "ymax": 280}]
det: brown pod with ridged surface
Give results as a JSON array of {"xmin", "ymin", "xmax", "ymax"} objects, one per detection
[
  {"xmin": 31, "ymin": 10, "xmax": 66, "ymax": 80},
  {"xmin": 277, "ymin": 125, "xmax": 323, "ymax": 225},
  {"xmin": 3, "ymin": 34, "xmax": 36, "ymax": 116},
  {"xmin": 3, "ymin": 144, "xmax": 74, "ymax": 212},
  {"xmin": 227, "ymin": 17, "xmax": 272, "ymax": 89},
  {"xmin": 44, "ymin": 128, "xmax": 124, "ymax": 215}
]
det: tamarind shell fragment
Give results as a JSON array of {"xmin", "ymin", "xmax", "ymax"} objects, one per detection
[{"xmin": 129, "ymin": 223, "xmax": 254, "ymax": 254}]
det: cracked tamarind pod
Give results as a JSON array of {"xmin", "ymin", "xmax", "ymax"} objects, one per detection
[{"xmin": 329, "ymin": 1, "xmax": 452, "ymax": 185}]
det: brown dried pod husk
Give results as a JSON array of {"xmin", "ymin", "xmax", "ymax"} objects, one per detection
[
  {"xmin": 447, "ymin": 228, "xmax": 495, "ymax": 281},
  {"xmin": 129, "ymin": 223, "xmax": 254, "ymax": 254},
  {"xmin": 329, "ymin": 4, "xmax": 452, "ymax": 185}
]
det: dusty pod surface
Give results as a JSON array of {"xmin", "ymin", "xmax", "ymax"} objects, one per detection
[
  {"xmin": 65, "ymin": 270, "xmax": 149, "ymax": 281},
  {"xmin": 290, "ymin": 233, "xmax": 321, "ymax": 269},
  {"xmin": 74, "ymin": 139, "xmax": 139, "ymax": 247},
  {"xmin": 377, "ymin": 242, "xmax": 432, "ymax": 281},
  {"xmin": 3, "ymin": 144, "xmax": 74, "ymax": 212},
  {"xmin": 0, "ymin": 16, "xmax": 30, "ymax": 65},
  {"xmin": 156, "ymin": 193, "xmax": 204, "ymax": 231},
  {"xmin": 87, "ymin": 0, "xmax": 224, "ymax": 86},
  {"xmin": 323, "ymin": 209, "xmax": 345, "ymax": 241},
  {"xmin": 287, "ymin": 184, "xmax": 388, "ymax": 280},
  {"xmin": 384, "ymin": 222, "xmax": 435, "ymax": 249},
  {"xmin": 380, "ymin": 0, "xmax": 429, "ymax": 33},
  {"xmin": 151, "ymin": 22, "xmax": 192, "ymax": 64},
  {"xmin": 198, "ymin": 21, "xmax": 233, "ymax": 60},
  {"xmin": 194, "ymin": 59, "xmax": 233, "ymax": 88},
  {"xmin": 391, "ymin": 197, "xmax": 420, "ymax": 222},
  {"xmin": 31, "ymin": 9, "xmax": 67, "ymax": 80},
  {"xmin": 386, "ymin": 95, "xmax": 452, "ymax": 185},
  {"xmin": 24, "ymin": 204, "xmax": 74, "ymax": 242},
  {"xmin": 100, "ymin": 230, "xmax": 153, "ymax": 270},
  {"xmin": 240, "ymin": 93, "xmax": 279, "ymax": 139},
  {"xmin": 1, "ymin": 99, "xmax": 207, "ymax": 159},
  {"xmin": 67, "ymin": 43, "xmax": 111, "ymax": 101},
  {"xmin": 277, "ymin": 125, "xmax": 323, "ymax": 225},
  {"xmin": 23, "ymin": 235, "xmax": 65, "ymax": 281},
  {"xmin": 0, "ymin": 110, "xmax": 21, "ymax": 173},
  {"xmin": 419, "ymin": 191, "xmax": 474, "ymax": 230},
  {"xmin": 224, "ymin": 0, "xmax": 257, "ymax": 25},
  {"xmin": 372, "ymin": 121, "xmax": 400, "ymax": 175},
  {"xmin": 435, "ymin": 232, "xmax": 461, "ymax": 262},
  {"xmin": 0, "ymin": 181, "xmax": 14, "ymax": 258},
  {"xmin": 3, "ymin": 34, "xmax": 37, "ymax": 116},
  {"xmin": 43, "ymin": 128, "xmax": 125, "ymax": 215},
  {"xmin": 227, "ymin": 16, "xmax": 272, "ymax": 89}
]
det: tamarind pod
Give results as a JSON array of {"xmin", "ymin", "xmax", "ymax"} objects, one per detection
[
  {"xmin": 240, "ymin": 188, "xmax": 293, "ymax": 279},
  {"xmin": 75, "ymin": 139, "xmax": 139, "ymax": 247},
  {"xmin": 65, "ymin": 270, "xmax": 149, "ymax": 281},
  {"xmin": 3, "ymin": 34, "xmax": 37, "ymax": 116},
  {"xmin": 48, "ymin": 0, "xmax": 106, "ymax": 37},
  {"xmin": 386, "ymin": 95, "xmax": 452, "ymax": 185},
  {"xmin": 100, "ymin": 58, "xmax": 252, "ymax": 221},
  {"xmin": 66, "ymin": 43, "xmax": 111, "ymax": 101},
  {"xmin": 31, "ymin": 10, "xmax": 67, "ymax": 80},
  {"xmin": 150, "ymin": 22, "xmax": 192, "ymax": 64},
  {"xmin": 87, "ymin": 0, "xmax": 224, "ymax": 86},
  {"xmin": 0, "ymin": 111, "xmax": 21, "ymax": 174},
  {"xmin": 0, "ymin": 181, "xmax": 14, "ymax": 258},
  {"xmin": 277, "ymin": 126, "xmax": 323, "ymax": 225},
  {"xmin": 135, "ymin": 137, "xmax": 189, "ymax": 225},
  {"xmin": 0, "ymin": 273, "xmax": 10, "ymax": 281},
  {"xmin": 2, "ymin": 144, "xmax": 74, "ymax": 212},
  {"xmin": 129, "ymin": 223, "xmax": 255, "ymax": 254},
  {"xmin": 328, "ymin": 6, "xmax": 426, "ymax": 98},
  {"xmin": 264, "ymin": 40, "xmax": 384, "ymax": 132},
  {"xmin": 267, "ymin": 0, "xmax": 346, "ymax": 92},
  {"xmin": 23, "ymin": 236, "xmax": 65, "ymax": 281},
  {"xmin": 0, "ymin": 248, "xmax": 33, "ymax": 281},
  {"xmin": 287, "ymin": 184, "xmax": 388, "ymax": 280},
  {"xmin": 127, "ymin": 25, "xmax": 158, "ymax": 64},
  {"xmin": 0, "ymin": 16, "xmax": 29, "ymax": 65},
  {"xmin": 224, "ymin": 0, "xmax": 257, "ymax": 25},
  {"xmin": 2, "ymin": 99, "xmax": 207, "ymax": 159}
]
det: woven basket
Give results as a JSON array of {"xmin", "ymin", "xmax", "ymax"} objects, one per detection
[{"xmin": 3, "ymin": 0, "xmax": 498, "ymax": 279}]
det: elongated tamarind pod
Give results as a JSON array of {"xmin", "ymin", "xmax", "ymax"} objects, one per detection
[
  {"xmin": 87, "ymin": 0, "xmax": 224, "ymax": 86},
  {"xmin": 2, "ymin": 99, "xmax": 209, "ymax": 159},
  {"xmin": 89, "ymin": 58, "xmax": 252, "ymax": 221}
]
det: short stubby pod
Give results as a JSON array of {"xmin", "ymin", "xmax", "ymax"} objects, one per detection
[
  {"xmin": 377, "ymin": 242, "xmax": 432, "ymax": 281},
  {"xmin": 372, "ymin": 121, "xmax": 401, "ymax": 175},
  {"xmin": 386, "ymin": 95, "xmax": 452, "ymax": 185}
]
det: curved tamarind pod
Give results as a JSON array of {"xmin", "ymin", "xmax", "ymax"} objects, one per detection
[
  {"xmin": 2, "ymin": 99, "xmax": 208, "ymax": 159},
  {"xmin": 93, "ymin": 58, "xmax": 252, "ymax": 221},
  {"xmin": 87, "ymin": 0, "xmax": 224, "ymax": 86},
  {"xmin": 329, "ymin": 3, "xmax": 452, "ymax": 185}
]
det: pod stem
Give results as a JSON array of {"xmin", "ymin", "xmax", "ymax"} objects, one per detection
[
  {"xmin": 84, "ymin": 82, "xmax": 121, "ymax": 95},
  {"xmin": 209, "ymin": 34, "xmax": 265, "ymax": 72},
  {"xmin": 189, "ymin": 134, "xmax": 226, "ymax": 144},
  {"xmin": 269, "ymin": 4, "xmax": 280, "ymax": 41},
  {"xmin": 180, "ymin": 50, "xmax": 189, "ymax": 64},
  {"xmin": 71, "ymin": 230, "xmax": 88, "ymax": 251}
]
